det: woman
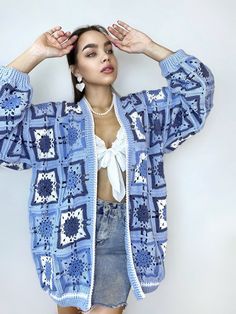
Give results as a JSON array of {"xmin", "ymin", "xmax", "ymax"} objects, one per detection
[{"xmin": 0, "ymin": 21, "xmax": 215, "ymax": 314}]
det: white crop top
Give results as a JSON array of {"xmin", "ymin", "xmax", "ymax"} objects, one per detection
[{"xmin": 95, "ymin": 125, "xmax": 127, "ymax": 202}]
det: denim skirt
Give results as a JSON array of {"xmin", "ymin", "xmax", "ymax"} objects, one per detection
[{"xmin": 82, "ymin": 197, "xmax": 131, "ymax": 313}]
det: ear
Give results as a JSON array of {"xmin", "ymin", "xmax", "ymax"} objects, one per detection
[{"xmin": 69, "ymin": 65, "xmax": 80, "ymax": 77}]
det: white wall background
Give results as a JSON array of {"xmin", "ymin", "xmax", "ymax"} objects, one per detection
[{"xmin": 0, "ymin": 0, "xmax": 235, "ymax": 313}]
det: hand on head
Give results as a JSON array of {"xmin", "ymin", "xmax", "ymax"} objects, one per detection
[{"xmin": 31, "ymin": 26, "xmax": 78, "ymax": 59}]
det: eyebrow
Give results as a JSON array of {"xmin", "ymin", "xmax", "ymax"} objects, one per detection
[{"xmin": 82, "ymin": 40, "xmax": 112, "ymax": 51}]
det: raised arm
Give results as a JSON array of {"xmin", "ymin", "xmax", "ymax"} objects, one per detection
[
  {"xmin": 142, "ymin": 49, "xmax": 215, "ymax": 154},
  {"xmin": 0, "ymin": 26, "xmax": 78, "ymax": 170},
  {"xmin": 7, "ymin": 25, "xmax": 78, "ymax": 73},
  {"xmin": 106, "ymin": 20, "xmax": 215, "ymax": 154}
]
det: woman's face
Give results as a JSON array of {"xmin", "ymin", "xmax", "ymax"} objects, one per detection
[{"xmin": 73, "ymin": 30, "xmax": 118, "ymax": 88}]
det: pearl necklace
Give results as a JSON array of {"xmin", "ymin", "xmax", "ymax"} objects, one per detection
[{"xmin": 84, "ymin": 94, "xmax": 114, "ymax": 116}]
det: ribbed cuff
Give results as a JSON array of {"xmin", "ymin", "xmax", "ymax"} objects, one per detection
[
  {"xmin": 0, "ymin": 65, "xmax": 31, "ymax": 90},
  {"xmin": 159, "ymin": 49, "xmax": 190, "ymax": 77}
]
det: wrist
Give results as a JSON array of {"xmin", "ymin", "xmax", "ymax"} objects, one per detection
[
  {"xmin": 27, "ymin": 45, "xmax": 46, "ymax": 63},
  {"xmin": 142, "ymin": 40, "xmax": 155, "ymax": 55},
  {"xmin": 7, "ymin": 46, "xmax": 45, "ymax": 74},
  {"xmin": 143, "ymin": 40, "xmax": 174, "ymax": 62}
]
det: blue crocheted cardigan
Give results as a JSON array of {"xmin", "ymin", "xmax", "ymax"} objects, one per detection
[{"xmin": 0, "ymin": 49, "xmax": 215, "ymax": 311}]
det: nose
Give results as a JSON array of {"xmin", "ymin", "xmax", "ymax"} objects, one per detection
[{"xmin": 101, "ymin": 53, "xmax": 110, "ymax": 63}]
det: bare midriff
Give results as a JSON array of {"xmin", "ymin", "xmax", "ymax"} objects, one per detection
[{"xmin": 93, "ymin": 108, "xmax": 126, "ymax": 203}]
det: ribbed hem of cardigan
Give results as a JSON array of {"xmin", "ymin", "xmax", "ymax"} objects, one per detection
[
  {"xmin": 49, "ymin": 293, "xmax": 89, "ymax": 312},
  {"xmin": 159, "ymin": 49, "xmax": 190, "ymax": 77},
  {"xmin": 0, "ymin": 65, "xmax": 31, "ymax": 90}
]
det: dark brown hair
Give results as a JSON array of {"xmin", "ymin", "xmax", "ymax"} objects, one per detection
[{"xmin": 66, "ymin": 24, "xmax": 119, "ymax": 103}]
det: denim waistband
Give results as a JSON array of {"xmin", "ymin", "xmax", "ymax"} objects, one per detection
[{"xmin": 96, "ymin": 197, "xmax": 126, "ymax": 216}]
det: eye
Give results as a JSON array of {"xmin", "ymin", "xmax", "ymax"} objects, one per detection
[
  {"xmin": 87, "ymin": 52, "xmax": 96, "ymax": 57},
  {"xmin": 86, "ymin": 49, "xmax": 113, "ymax": 57}
]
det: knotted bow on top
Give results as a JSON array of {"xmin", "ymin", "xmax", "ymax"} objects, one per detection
[{"xmin": 95, "ymin": 126, "xmax": 127, "ymax": 202}]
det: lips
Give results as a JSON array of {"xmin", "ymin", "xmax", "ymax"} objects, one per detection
[{"xmin": 101, "ymin": 65, "xmax": 114, "ymax": 72}]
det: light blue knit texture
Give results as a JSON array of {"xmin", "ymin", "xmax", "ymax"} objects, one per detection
[{"xmin": 0, "ymin": 49, "xmax": 215, "ymax": 311}]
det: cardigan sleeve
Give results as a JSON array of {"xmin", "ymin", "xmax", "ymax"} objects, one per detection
[
  {"xmin": 0, "ymin": 65, "xmax": 33, "ymax": 170},
  {"xmin": 141, "ymin": 49, "xmax": 215, "ymax": 154}
]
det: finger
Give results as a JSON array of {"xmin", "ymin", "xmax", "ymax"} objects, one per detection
[
  {"xmin": 57, "ymin": 31, "xmax": 72, "ymax": 41},
  {"xmin": 58, "ymin": 35, "xmax": 70, "ymax": 44},
  {"xmin": 117, "ymin": 20, "xmax": 133, "ymax": 32},
  {"xmin": 107, "ymin": 26, "xmax": 124, "ymax": 41},
  {"xmin": 60, "ymin": 45, "xmax": 74, "ymax": 56},
  {"xmin": 104, "ymin": 33, "xmax": 121, "ymax": 46},
  {"xmin": 112, "ymin": 24, "xmax": 127, "ymax": 36},
  {"xmin": 57, "ymin": 32, "xmax": 72, "ymax": 44},
  {"xmin": 105, "ymin": 33, "xmax": 129, "ymax": 51},
  {"xmin": 51, "ymin": 30, "xmax": 65, "ymax": 39},
  {"xmin": 61, "ymin": 34, "xmax": 78, "ymax": 48},
  {"xmin": 47, "ymin": 25, "xmax": 62, "ymax": 35}
]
